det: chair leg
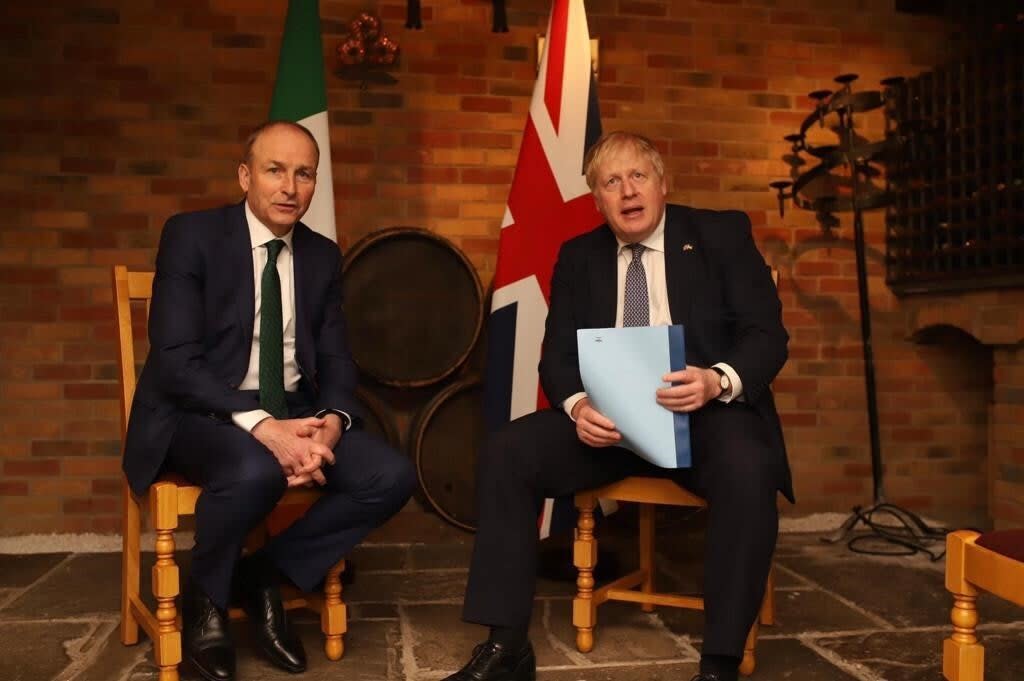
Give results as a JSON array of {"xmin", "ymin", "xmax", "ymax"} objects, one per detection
[
  {"xmin": 943, "ymin": 531, "xmax": 984, "ymax": 681},
  {"xmin": 322, "ymin": 559, "xmax": 347, "ymax": 661},
  {"xmin": 150, "ymin": 486, "xmax": 182, "ymax": 681},
  {"xmin": 121, "ymin": 480, "xmax": 141, "ymax": 645},
  {"xmin": 943, "ymin": 592, "xmax": 983, "ymax": 681},
  {"xmin": 573, "ymin": 495, "xmax": 598, "ymax": 653},
  {"xmin": 759, "ymin": 565, "xmax": 775, "ymax": 626},
  {"xmin": 739, "ymin": 620, "xmax": 758, "ymax": 677},
  {"xmin": 639, "ymin": 503, "xmax": 655, "ymax": 613}
]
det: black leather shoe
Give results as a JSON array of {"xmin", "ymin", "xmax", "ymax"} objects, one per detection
[
  {"xmin": 182, "ymin": 579, "xmax": 235, "ymax": 681},
  {"xmin": 689, "ymin": 674, "xmax": 722, "ymax": 681},
  {"xmin": 442, "ymin": 640, "xmax": 536, "ymax": 681},
  {"xmin": 236, "ymin": 553, "xmax": 306, "ymax": 673}
]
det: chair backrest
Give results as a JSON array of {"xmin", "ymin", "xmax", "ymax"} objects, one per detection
[{"xmin": 112, "ymin": 266, "xmax": 154, "ymax": 443}]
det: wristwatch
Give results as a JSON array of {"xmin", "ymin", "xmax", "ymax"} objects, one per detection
[{"xmin": 711, "ymin": 366, "xmax": 730, "ymax": 399}]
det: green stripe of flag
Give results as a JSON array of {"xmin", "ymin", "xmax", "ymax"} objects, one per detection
[{"xmin": 269, "ymin": 0, "xmax": 328, "ymax": 121}]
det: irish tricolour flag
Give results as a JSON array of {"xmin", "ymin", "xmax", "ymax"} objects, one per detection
[{"xmin": 269, "ymin": 0, "xmax": 336, "ymax": 242}]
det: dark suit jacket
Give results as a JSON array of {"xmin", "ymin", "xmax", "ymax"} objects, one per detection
[
  {"xmin": 539, "ymin": 203, "xmax": 794, "ymax": 502},
  {"xmin": 123, "ymin": 201, "xmax": 360, "ymax": 496}
]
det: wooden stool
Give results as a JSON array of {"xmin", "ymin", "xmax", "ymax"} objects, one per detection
[{"xmin": 574, "ymin": 477, "xmax": 775, "ymax": 676}]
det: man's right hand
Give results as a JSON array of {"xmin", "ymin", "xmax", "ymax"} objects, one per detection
[
  {"xmin": 251, "ymin": 416, "xmax": 336, "ymax": 479},
  {"xmin": 571, "ymin": 398, "xmax": 622, "ymax": 448}
]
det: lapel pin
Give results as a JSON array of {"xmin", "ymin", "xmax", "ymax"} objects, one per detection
[{"xmin": 682, "ymin": 243, "xmax": 694, "ymax": 251}]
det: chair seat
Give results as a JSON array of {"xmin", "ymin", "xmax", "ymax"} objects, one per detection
[
  {"xmin": 975, "ymin": 529, "xmax": 1024, "ymax": 563},
  {"xmin": 579, "ymin": 476, "xmax": 706, "ymax": 507}
]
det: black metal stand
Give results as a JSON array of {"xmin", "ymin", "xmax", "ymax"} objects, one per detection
[
  {"xmin": 770, "ymin": 74, "xmax": 950, "ymax": 558},
  {"xmin": 821, "ymin": 140, "xmax": 947, "ymax": 558}
]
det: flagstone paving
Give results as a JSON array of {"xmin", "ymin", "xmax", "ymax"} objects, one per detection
[{"xmin": 1, "ymin": 509, "xmax": 1022, "ymax": 681}]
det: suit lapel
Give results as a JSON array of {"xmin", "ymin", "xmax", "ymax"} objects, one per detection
[
  {"xmin": 228, "ymin": 202, "xmax": 256, "ymax": 347},
  {"xmin": 665, "ymin": 205, "xmax": 698, "ymax": 330},
  {"xmin": 291, "ymin": 223, "xmax": 314, "ymax": 368},
  {"xmin": 589, "ymin": 226, "xmax": 618, "ymax": 328}
]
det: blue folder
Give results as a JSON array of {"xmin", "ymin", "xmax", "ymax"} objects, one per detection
[{"xmin": 577, "ymin": 325, "xmax": 691, "ymax": 468}]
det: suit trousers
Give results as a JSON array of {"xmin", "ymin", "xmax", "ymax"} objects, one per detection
[
  {"xmin": 462, "ymin": 404, "xmax": 779, "ymax": 659},
  {"xmin": 164, "ymin": 405, "xmax": 416, "ymax": 609}
]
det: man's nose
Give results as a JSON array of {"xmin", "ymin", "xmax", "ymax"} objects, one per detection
[
  {"xmin": 281, "ymin": 173, "xmax": 297, "ymax": 194},
  {"xmin": 621, "ymin": 178, "xmax": 637, "ymax": 197}
]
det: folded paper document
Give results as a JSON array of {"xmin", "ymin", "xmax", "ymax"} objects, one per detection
[{"xmin": 577, "ymin": 325, "xmax": 691, "ymax": 468}]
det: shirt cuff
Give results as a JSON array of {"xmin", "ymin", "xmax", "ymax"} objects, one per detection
[
  {"xmin": 315, "ymin": 408, "xmax": 353, "ymax": 431},
  {"xmin": 232, "ymin": 409, "xmax": 273, "ymax": 432},
  {"xmin": 712, "ymin": 362, "xmax": 744, "ymax": 403},
  {"xmin": 562, "ymin": 392, "xmax": 588, "ymax": 421}
]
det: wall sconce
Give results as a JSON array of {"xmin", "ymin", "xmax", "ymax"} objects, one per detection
[{"xmin": 537, "ymin": 35, "xmax": 599, "ymax": 79}]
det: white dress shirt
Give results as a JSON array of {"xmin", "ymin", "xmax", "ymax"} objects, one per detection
[
  {"xmin": 563, "ymin": 210, "xmax": 744, "ymax": 420},
  {"xmin": 231, "ymin": 202, "xmax": 301, "ymax": 432}
]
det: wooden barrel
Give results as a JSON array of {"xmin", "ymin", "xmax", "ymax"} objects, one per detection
[
  {"xmin": 342, "ymin": 228, "xmax": 484, "ymax": 387},
  {"xmin": 411, "ymin": 376, "xmax": 484, "ymax": 532}
]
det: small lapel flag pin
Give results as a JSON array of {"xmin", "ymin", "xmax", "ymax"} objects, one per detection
[{"xmin": 682, "ymin": 243, "xmax": 694, "ymax": 251}]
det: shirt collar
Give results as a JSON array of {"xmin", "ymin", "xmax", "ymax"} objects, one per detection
[
  {"xmin": 615, "ymin": 208, "xmax": 666, "ymax": 255},
  {"xmin": 244, "ymin": 201, "xmax": 294, "ymax": 251}
]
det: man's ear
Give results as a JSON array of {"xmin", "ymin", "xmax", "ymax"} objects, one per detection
[{"xmin": 238, "ymin": 163, "xmax": 251, "ymax": 193}]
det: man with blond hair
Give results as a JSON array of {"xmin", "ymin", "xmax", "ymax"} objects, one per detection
[{"xmin": 445, "ymin": 131, "xmax": 791, "ymax": 681}]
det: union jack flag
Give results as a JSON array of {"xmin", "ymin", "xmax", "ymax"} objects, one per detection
[{"xmin": 483, "ymin": 0, "xmax": 605, "ymax": 539}]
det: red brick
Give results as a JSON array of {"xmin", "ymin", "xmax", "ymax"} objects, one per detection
[
  {"xmin": 461, "ymin": 168, "xmax": 513, "ymax": 185},
  {"xmin": 64, "ymin": 457, "xmax": 121, "ymax": 476},
  {"xmin": 407, "ymin": 167, "xmax": 459, "ymax": 184},
  {"xmin": 60, "ymin": 157, "xmax": 116, "ymax": 174},
  {"xmin": 151, "ymin": 178, "xmax": 207, "ymax": 195},
  {"xmin": 461, "ymin": 96, "xmax": 511, "ymax": 113},
  {"xmin": 0, "ymin": 479, "xmax": 28, "ymax": 495},
  {"xmin": 91, "ymin": 478, "xmax": 121, "ymax": 495},
  {"xmin": 0, "ymin": 266, "xmax": 58, "ymax": 285},
  {"xmin": 722, "ymin": 75, "xmax": 768, "ymax": 90},
  {"xmin": 64, "ymin": 382, "xmax": 120, "ymax": 400},
  {"xmin": 5, "ymin": 459, "xmax": 60, "ymax": 476}
]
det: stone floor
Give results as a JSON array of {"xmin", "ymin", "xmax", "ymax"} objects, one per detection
[{"xmin": 1, "ymin": 508, "xmax": 1022, "ymax": 681}]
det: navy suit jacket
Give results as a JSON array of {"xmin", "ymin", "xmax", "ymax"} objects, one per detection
[
  {"xmin": 123, "ymin": 201, "xmax": 360, "ymax": 496},
  {"xmin": 539, "ymin": 204, "xmax": 794, "ymax": 502}
]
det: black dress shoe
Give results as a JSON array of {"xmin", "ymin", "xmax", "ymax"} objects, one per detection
[
  {"xmin": 182, "ymin": 579, "xmax": 235, "ymax": 681},
  {"xmin": 236, "ymin": 554, "xmax": 306, "ymax": 673},
  {"xmin": 442, "ymin": 640, "xmax": 536, "ymax": 681},
  {"xmin": 689, "ymin": 674, "xmax": 722, "ymax": 681}
]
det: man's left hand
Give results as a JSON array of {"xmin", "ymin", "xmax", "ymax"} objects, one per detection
[
  {"xmin": 310, "ymin": 413, "xmax": 344, "ymax": 451},
  {"xmin": 656, "ymin": 367, "xmax": 721, "ymax": 413}
]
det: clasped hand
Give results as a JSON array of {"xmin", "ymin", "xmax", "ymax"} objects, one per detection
[
  {"xmin": 572, "ymin": 367, "xmax": 720, "ymax": 448},
  {"xmin": 252, "ymin": 414, "xmax": 343, "ymax": 488}
]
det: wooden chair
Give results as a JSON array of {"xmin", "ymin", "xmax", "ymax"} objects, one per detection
[
  {"xmin": 573, "ymin": 267, "xmax": 780, "ymax": 676},
  {"xmin": 943, "ymin": 529, "xmax": 1024, "ymax": 681},
  {"xmin": 573, "ymin": 479, "xmax": 775, "ymax": 676},
  {"xmin": 114, "ymin": 265, "xmax": 347, "ymax": 681}
]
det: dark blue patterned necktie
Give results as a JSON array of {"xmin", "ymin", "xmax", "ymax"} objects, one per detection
[
  {"xmin": 622, "ymin": 243, "xmax": 650, "ymax": 327},
  {"xmin": 259, "ymin": 239, "xmax": 287, "ymax": 419}
]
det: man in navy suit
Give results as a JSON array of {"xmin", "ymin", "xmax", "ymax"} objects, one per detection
[
  {"xmin": 445, "ymin": 131, "xmax": 791, "ymax": 681},
  {"xmin": 123, "ymin": 121, "xmax": 415, "ymax": 681}
]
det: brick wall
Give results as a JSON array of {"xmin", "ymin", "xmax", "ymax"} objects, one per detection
[
  {"xmin": 0, "ymin": 0, "xmax": 972, "ymax": 534},
  {"xmin": 906, "ymin": 292, "xmax": 1024, "ymax": 529}
]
